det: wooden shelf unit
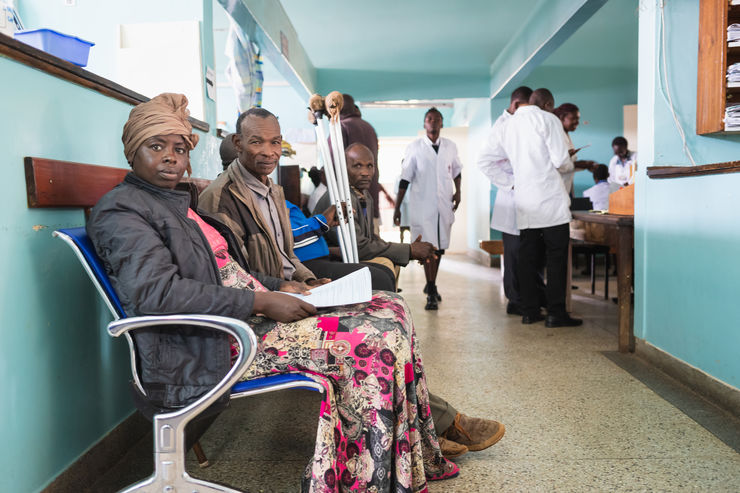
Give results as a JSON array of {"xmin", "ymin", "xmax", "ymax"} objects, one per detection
[{"xmin": 697, "ymin": 0, "xmax": 740, "ymax": 134}]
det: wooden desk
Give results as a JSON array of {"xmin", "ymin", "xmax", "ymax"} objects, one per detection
[{"xmin": 571, "ymin": 212, "xmax": 635, "ymax": 353}]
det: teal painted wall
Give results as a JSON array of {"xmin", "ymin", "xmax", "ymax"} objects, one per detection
[
  {"xmin": 361, "ymin": 106, "xmax": 454, "ymax": 138},
  {"xmin": 489, "ymin": 0, "xmax": 608, "ymax": 98},
  {"xmin": 317, "ymin": 70, "xmax": 489, "ymax": 102},
  {"xmin": 635, "ymin": 0, "xmax": 740, "ymax": 389},
  {"xmin": 0, "ymin": 52, "xmax": 220, "ymax": 493},
  {"xmin": 0, "ymin": 57, "xmax": 131, "ymax": 493},
  {"xmin": 461, "ymin": 99, "xmax": 494, "ymax": 251}
]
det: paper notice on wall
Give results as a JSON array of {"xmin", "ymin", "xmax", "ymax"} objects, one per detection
[{"xmin": 205, "ymin": 66, "xmax": 216, "ymax": 101}]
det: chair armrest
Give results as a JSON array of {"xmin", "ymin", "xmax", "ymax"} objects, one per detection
[{"xmin": 107, "ymin": 314, "xmax": 257, "ymax": 426}]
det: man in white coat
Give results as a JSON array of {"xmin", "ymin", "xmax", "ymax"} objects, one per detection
[
  {"xmin": 488, "ymin": 88, "xmax": 582, "ymax": 327},
  {"xmin": 608, "ymin": 136, "xmax": 637, "ymax": 189},
  {"xmin": 393, "ymin": 107, "xmax": 462, "ymax": 310},
  {"xmin": 477, "ymin": 86, "xmax": 545, "ymax": 315}
]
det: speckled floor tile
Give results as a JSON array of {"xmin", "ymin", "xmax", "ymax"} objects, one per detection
[
  {"xmin": 427, "ymin": 456, "xmax": 740, "ymax": 492},
  {"xmin": 85, "ymin": 254, "xmax": 739, "ymax": 492}
]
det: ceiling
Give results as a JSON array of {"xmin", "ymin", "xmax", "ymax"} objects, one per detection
[
  {"xmin": 277, "ymin": 0, "xmax": 638, "ymax": 101},
  {"xmin": 280, "ymin": 0, "xmax": 540, "ymax": 77}
]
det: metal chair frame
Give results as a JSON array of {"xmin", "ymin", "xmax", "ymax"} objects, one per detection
[{"xmin": 54, "ymin": 227, "xmax": 324, "ymax": 493}]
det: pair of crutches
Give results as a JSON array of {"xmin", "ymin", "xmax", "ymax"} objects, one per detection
[{"xmin": 308, "ymin": 92, "xmax": 359, "ymax": 263}]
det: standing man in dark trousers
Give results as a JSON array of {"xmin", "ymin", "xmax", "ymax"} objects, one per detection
[
  {"xmin": 487, "ymin": 88, "xmax": 582, "ymax": 327},
  {"xmin": 477, "ymin": 86, "xmax": 546, "ymax": 315}
]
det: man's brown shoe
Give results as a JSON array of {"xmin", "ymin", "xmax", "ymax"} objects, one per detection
[
  {"xmin": 438, "ymin": 436, "xmax": 468, "ymax": 459},
  {"xmin": 441, "ymin": 413, "xmax": 505, "ymax": 452}
]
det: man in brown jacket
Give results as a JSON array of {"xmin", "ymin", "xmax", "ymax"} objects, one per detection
[
  {"xmin": 200, "ymin": 108, "xmax": 325, "ymax": 286},
  {"xmin": 203, "ymin": 109, "xmax": 397, "ymax": 291}
]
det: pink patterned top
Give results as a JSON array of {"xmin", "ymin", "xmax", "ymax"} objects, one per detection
[{"xmin": 187, "ymin": 209, "xmax": 267, "ymax": 292}]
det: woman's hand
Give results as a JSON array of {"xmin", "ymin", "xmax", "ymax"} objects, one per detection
[
  {"xmin": 306, "ymin": 278, "xmax": 331, "ymax": 287},
  {"xmin": 253, "ymin": 291, "xmax": 316, "ymax": 322},
  {"xmin": 279, "ymin": 280, "xmax": 312, "ymax": 294}
]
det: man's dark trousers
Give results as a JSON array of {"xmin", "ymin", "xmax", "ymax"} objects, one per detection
[
  {"xmin": 503, "ymin": 232, "xmax": 546, "ymax": 309},
  {"xmin": 518, "ymin": 223, "xmax": 569, "ymax": 317},
  {"xmin": 502, "ymin": 232, "xmax": 522, "ymax": 305}
]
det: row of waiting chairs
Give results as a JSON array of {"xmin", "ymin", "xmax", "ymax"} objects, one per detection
[{"xmin": 54, "ymin": 227, "xmax": 325, "ymax": 493}]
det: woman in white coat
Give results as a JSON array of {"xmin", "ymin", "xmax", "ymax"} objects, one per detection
[{"xmin": 394, "ymin": 107, "xmax": 462, "ymax": 310}]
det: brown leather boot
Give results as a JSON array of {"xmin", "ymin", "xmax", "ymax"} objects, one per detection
[
  {"xmin": 438, "ymin": 436, "xmax": 468, "ymax": 458},
  {"xmin": 441, "ymin": 413, "xmax": 505, "ymax": 452}
]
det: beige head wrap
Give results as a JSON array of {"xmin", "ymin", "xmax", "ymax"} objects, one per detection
[{"xmin": 122, "ymin": 93, "xmax": 200, "ymax": 165}]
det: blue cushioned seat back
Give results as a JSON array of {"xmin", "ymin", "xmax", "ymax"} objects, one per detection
[
  {"xmin": 231, "ymin": 373, "xmax": 321, "ymax": 394},
  {"xmin": 57, "ymin": 227, "xmax": 127, "ymax": 318},
  {"xmin": 55, "ymin": 227, "xmax": 324, "ymax": 398}
]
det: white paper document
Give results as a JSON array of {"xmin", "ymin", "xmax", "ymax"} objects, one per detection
[{"xmin": 286, "ymin": 267, "xmax": 372, "ymax": 307}]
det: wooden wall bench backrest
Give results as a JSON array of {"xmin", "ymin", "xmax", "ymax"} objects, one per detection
[{"xmin": 24, "ymin": 157, "xmax": 212, "ymax": 211}]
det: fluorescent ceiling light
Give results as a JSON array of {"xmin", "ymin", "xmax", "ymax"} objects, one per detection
[{"xmin": 359, "ymin": 99, "xmax": 454, "ymax": 109}]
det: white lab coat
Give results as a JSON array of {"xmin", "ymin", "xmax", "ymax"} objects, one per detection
[
  {"xmin": 583, "ymin": 181, "xmax": 610, "ymax": 211},
  {"xmin": 400, "ymin": 136, "xmax": 462, "ymax": 249},
  {"xmin": 487, "ymin": 105, "xmax": 573, "ymax": 230},
  {"xmin": 307, "ymin": 182, "xmax": 327, "ymax": 214},
  {"xmin": 608, "ymin": 151, "xmax": 637, "ymax": 187},
  {"xmin": 476, "ymin": 110, "xmax": 518, "ymax": 235},
  {"xmin": 560, "ymin": 133, "xmax": 576, "ymax": 195}
]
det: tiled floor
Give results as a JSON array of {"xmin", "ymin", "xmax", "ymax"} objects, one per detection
[{"xmin": 87, "ymin": 255, "xmax": 740, "ymax": 492}]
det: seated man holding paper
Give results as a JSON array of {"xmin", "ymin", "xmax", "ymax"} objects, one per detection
[{"xmin": 202, "ymin": 106, "xmax": 505, "ymax": 461}]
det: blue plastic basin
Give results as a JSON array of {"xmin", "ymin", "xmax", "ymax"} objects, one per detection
[{"xmin": 14, "ymin": 28, "xmax": 94, "ymax": 67}]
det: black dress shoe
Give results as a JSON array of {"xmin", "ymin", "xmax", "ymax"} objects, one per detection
[
  {"xmin": 506, "ymin": 302, "xmax": 523, "ymax": 315},
  {"xmin": 521, "ymin": 313, "xmax": 545, "ymax": 324},
  {"xmin": 425, "ymin": 295, "xmax": 438, "ymax": 310},
  {"xmin": 545, "ymin": 314, "xmax": 583, "ymax": 327}
]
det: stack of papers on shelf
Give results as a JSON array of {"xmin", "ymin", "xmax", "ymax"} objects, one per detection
[
  {"xmin": 727, "ymin": 62, "xmax": 740, "ymax": 86},
  {"xmin": 724, "ymin": 104, "xmax": 740, "ymax": 131},
  {"xmin": 729, "ymin": 23, "xmax": 740, "ymax": 46}
]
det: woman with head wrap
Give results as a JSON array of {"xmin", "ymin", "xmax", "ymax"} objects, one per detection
[{"xmin": 87, "ymin": 93, "xmax": 458, "ymax": 492}]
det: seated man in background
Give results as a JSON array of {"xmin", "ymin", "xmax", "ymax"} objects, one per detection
[
  {"xmin": 206, "ymin": 107, "xmax": 506, "ymax": 459},
  {"xmin": 209, "ymin": 118, "xmax": 395, "ymax": 291},
  {"xmin": 285, "ymin": 199, "xmax": 396, "ymax": 291},
  {"xmin": 312, "ymin": 143, "xmax": 437, "ymax": 286},
  {"xmin": 583, "ymin": 164, "xmax": 610, "ymax": 211}
]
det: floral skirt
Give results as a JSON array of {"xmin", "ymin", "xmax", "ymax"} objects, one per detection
[{"xmin": 240, "ymin": 291, "xmax": 446, "ymax": 493}]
